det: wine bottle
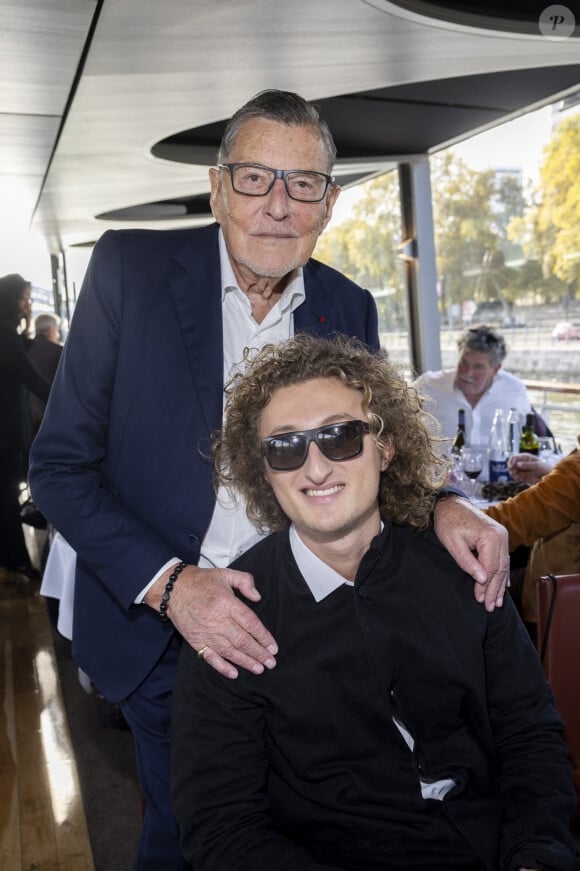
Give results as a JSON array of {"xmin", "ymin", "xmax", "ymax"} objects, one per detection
[
  {"xmin": 519, "ymin": 412, "xmax": 540, "ymax": 455},
  {"xmin": 451, "ymin": 408, "xmax": 466, "ymax": 455}
]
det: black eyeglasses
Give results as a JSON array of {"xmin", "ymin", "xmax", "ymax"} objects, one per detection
[
  {"xmin": 218, "ymin": 163, "xmax": 334, "ymax": 203},
  {"xmin": 261, "ymin": 420, "xmax": 370, "ymax": 471}
]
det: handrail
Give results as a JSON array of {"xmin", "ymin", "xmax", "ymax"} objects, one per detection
[
  {"xmin": 524, "ymin": 381, "xmax": 580, "ymax": 448},
  {"xmin": 524, "ymin": 379, "xmax": 580, "ymax": 396}
]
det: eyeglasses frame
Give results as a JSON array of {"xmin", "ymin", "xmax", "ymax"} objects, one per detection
[{"xmin": 217, "ymin": 162, "xmax": 335, "ymax": 203}]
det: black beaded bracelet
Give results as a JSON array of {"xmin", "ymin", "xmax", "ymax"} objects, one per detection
[{"xmin": 159, "ymin": 561, "xmax": 187, "ymax": 623}]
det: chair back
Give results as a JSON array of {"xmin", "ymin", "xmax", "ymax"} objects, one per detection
[
  {"xmin": 530, "ymin": 405, "xmax": 554, "ymax": 443},
  {"xmin": 537, "ymin": 573, "xmax": 580, "ymax": 817}
]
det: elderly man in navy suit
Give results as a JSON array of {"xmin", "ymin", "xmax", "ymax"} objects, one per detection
[{"xmin": 29, "ymin": 90, "xmax": 508, "ymax": 870}]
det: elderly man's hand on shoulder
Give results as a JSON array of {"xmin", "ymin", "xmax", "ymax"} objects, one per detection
[{"xmin": 434, "ymin": 494, "xmax": 509, "ymax": 611}]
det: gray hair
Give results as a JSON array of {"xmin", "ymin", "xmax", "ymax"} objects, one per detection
[
  {"xmin": 457, "ymin": 325, "xmax": 507, "ymax": 367},
  {"xmin": 34, "ymin": 312, "xmax": 61, "ymax": 335},
  {"xmin": 218, "ymin": 89, "xmax": 337, "ymax": 171}
]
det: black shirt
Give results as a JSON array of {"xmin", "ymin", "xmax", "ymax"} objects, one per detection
[{"xmin": 172, "ymin": 522, "xmax": 577, "ymax": 871}]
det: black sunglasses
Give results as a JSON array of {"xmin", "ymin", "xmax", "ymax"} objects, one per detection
[{"xmin": 261, "ymin": 420, "xmax": 370, "ymax": 471}]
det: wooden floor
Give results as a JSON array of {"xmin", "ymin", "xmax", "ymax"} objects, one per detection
[{"xmin": 0, "ymin": 567, "xmax": 95, "ymax": 870}]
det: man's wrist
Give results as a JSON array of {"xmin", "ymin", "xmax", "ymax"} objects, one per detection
[
  {"xmin": 144, "ymin": 562, "xmax": 183, "ymax": 610},
  {"xmin": 159, "ymin": 561, "xmax": 187, "ymax": 622},
  {"xmin": 137, "ymin": 557, "xmax": 181, "ymax": 606}
]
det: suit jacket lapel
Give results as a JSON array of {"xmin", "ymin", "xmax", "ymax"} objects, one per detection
[
  {"xmin": 295, "ymin": 261, "xmax": 335, "ymax": 336},
  {"xmin": 165, "ymin": 245, "xmax": 340, "ymax": 439},
  {"xmin": 169, "ymin": 225, "xmax": 224, "ymax": 437}
]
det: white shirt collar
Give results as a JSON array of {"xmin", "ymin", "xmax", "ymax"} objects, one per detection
[
  {"xmin": 289, "ymin": 523, "xmax": 386, "ymax": 602},
  {"xmin": 289, "ymin": 525, "xmax": 351, "ymax": 601},
  {"xmin": 218, "ymin": 228, "xmax": 305, "ymax": 312},
  {"xmin": 452, "ymin": 368, "xmax": 501, "ymax": 403}
]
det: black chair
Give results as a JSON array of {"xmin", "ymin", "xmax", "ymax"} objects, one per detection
[{"xmin": 531, "ymin": 406, "xmax": 559, "ymax": 453}]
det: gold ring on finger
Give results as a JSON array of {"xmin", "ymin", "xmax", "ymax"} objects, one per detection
[{"xmin": 197, "ymin": 645, "xmax": 209, "ymax": 661}]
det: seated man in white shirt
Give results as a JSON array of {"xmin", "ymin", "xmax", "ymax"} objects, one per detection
[{"xmin": 413, "ymin": 325, "xmax": 532, "ymax": 450}]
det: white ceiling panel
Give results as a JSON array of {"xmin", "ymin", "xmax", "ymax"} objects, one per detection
[
  {"xmin": 0, "ymin": 0, "xmax": 96, "ymax": 231},
  {"xmin": 0, "ymin": 0, "xmax": 578, "ymax": 248}
]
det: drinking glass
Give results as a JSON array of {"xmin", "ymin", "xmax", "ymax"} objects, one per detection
[
  {"xmin": 539, "ymin": 437, "xmax": 554, "ymax": 460},
  {"xmin": 460, "ymin": 446, "xmax": 483, "ymax": 498},
  {"xmin": 449, "ymin": 450, "xmax": 465, "ymax": 488}
]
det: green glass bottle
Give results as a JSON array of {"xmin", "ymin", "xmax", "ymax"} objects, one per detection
[
  {"xmin": 519, "ymin": 412, "xmax": 540, "ymax": 455},
  {"xmin": 451, "ymin": 408, "xmax": 466, "ymax": 455}
]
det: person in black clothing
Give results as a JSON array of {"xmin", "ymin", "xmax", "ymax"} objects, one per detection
[
  {"xmin": 0, "ymin": 273, "xmax": 51, "ymax": 577},
  {"xmin": 28, "ymin": 312, "xmax": 62, "ymax": 438},
  {"xmin": 171, "ymin": 334, "xmax": 577, "ymax": 871}
]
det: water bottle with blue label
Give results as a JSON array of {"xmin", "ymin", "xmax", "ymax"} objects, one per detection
[{"xmin": 488, "ymin": 409, "xmax": 509, "ymax": 482}]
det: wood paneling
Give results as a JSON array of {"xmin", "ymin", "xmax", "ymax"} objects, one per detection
[{"xmin": 0, "ymin": 569, "xmax": 94, "ymax": 870}]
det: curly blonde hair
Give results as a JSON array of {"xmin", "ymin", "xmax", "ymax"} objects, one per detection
[{"xmin": 214, "ymin": 334, "xmax": 449, "ymax": 532}]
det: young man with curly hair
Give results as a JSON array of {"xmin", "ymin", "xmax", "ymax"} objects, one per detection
[{"xmin": 171, "ymin": 334, "xmax": 576, "ymax": 871}]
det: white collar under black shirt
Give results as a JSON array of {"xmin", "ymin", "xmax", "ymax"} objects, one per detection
[{"xmin": 288, "ymin": 522, "xmax": 456, "ymax": 801}]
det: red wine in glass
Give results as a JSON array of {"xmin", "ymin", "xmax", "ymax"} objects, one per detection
[{"xmin": 460, "ymin": 448, "xmax": 483, "ymax": 495}]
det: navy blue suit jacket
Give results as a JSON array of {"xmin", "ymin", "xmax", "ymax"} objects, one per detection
[{"xmin": 29, "ymin": 223, "xmax": 379, "ymax": 701}]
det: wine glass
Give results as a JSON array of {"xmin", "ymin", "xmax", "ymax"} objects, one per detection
[
  {"xmin": 460, "ymin": 446, "xmax": 483, "ymax": 498},
  {"xmin": 449, "ymin": 450, "xmax": 465, "ymax": 488}
]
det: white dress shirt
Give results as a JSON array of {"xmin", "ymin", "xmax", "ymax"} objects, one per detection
[
  {"xmin": 413, "ymin": 367, "xmax": 532, "ymax": 450},
  {"xmin": 138, "ymin": 231, "xmax": 305, "ymax": 600},
  {"xmin": 198, "ymin": 231, "xmax": 305, "ymax": 569}
]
